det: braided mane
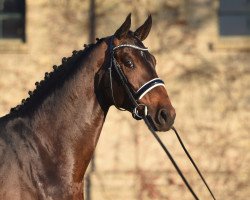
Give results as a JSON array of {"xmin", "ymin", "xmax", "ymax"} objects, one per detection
[{"xmin": 9, "ymin": 41, "xmax": 101, "ymax": 116}]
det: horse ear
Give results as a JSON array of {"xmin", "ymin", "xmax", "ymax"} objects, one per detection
[
  {"xmin": 134, "ymin": 15, "xmax": 152, "ymax": 41},
  {"xmin": 114, "ymin": 13, "xmax": 131, "ymax": 39}
]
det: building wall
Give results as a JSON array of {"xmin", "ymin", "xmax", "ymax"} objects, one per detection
[{"xmin": 0, "ymin": 0, "xmax": 249, "ymax": 199}]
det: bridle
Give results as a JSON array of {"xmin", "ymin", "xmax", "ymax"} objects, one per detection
[
  {"xmin": 108, "ymin": 36, "xmax": 165, "ymax": 120},
  {"xmin": 107, "ymin": 36, "xmax": 216, "ymax": 200},
  {"xmin": 108, "ymin": 36, "xmax": 216, "ymax": 200}
]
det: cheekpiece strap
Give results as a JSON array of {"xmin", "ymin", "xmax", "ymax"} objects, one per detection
[{"xmin": 110, "ymin": 40, "xmax": 165, "ymax": 102}]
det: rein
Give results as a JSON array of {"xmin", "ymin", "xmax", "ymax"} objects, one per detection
[{"xmin": 108, "ymin": 36, "xmax": 216, "ymax": 200}]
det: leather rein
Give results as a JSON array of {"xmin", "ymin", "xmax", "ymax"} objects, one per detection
[{"xmin": 107, "ymin": 36, "xmax": 216, "ymax": 200}]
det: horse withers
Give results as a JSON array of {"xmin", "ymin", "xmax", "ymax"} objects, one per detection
[{"xmin": 0, "ymin": 14, "xmax": 175, "ymax": 200}]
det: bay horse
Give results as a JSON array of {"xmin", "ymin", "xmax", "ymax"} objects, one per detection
[{"xmin": 0, "ymin": 14, "xmax": 175, "ymax": 200}]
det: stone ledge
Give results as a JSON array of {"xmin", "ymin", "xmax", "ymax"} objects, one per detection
[
  {"xmin": 0, "ymin": 39, "xmax": 28, "ymax": 54},
  {"xmin": 214, "ymin": 36, "xmax": 250, "ymax": 50}
]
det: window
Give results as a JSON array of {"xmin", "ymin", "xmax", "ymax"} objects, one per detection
[
  {"xmin": 0, "ymin": 0, "xmax": 25, "ymax": 42},
  {"xmin": 219, "ymin": 0, "xmax": 250, "ymax": 36},
  {"xmin": 214, "ymin": 0, "xmax": 250, "ymax": 50}
]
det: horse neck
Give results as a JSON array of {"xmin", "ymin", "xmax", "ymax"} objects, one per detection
[{"xmin": 28, "ymin": 41, "xmax": 109, "ymax": 182}]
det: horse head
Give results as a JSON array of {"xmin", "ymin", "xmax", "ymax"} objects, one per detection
[{"xmin": 103, "ymin": 14, "xmax": 176, "ymax": 131}]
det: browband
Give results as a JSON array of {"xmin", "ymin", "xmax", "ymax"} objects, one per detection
[{"xmin": 113, "ymin": 44, "xmax": 148, "ymax": 51}]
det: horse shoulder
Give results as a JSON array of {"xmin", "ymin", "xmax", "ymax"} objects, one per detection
[{"xmin": 0, "ymin": 118, "xmax": 40, "ymax": 200}]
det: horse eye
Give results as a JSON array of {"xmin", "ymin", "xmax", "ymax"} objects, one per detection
[{"xmin": 125, "ymin": 60, "xmax": 134, "ymax": 68}]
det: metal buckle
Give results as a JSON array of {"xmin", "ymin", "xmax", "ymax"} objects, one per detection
[{"xmin": 132, "ymin": 104, "xmax": 148, "ymax": 120}]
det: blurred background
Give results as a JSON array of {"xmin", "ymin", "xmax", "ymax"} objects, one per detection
[{"xmin": 0, "ymin": 0, "xmax": 249, "ymax": 199}]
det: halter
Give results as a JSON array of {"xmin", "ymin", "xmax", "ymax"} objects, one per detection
[{"xmin": 108, "ymin": 37, "xmax": 165, "ymax": 119}]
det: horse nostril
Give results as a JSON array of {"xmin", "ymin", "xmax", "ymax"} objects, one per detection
[
  {"xmin": 158, "ymin": 109, "xmax": 168, "ymax": 125},
  {"xmin": 157, "ymin": 108, "xmax": 176, "ymax": 128}
]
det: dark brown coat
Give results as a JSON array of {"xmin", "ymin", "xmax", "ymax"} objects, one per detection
[{"xmin": 0, "ymin": 14, "xmax": 175, "ymax": 200}]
